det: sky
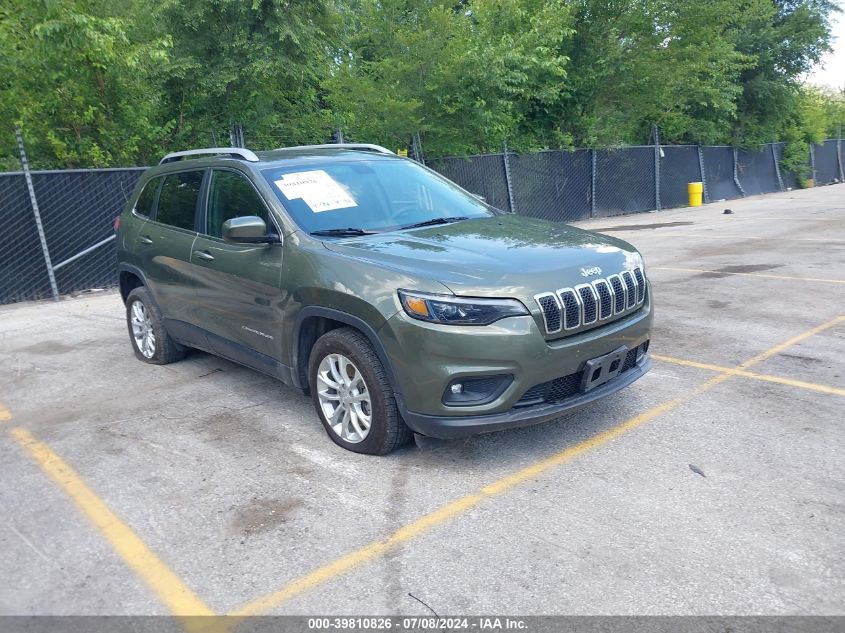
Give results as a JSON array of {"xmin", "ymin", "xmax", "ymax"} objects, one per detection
[{"xmin": 807, "ymin": 7, "xmax": 845, "ymax": 90}]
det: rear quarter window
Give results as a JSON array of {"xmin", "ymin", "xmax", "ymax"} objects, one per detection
[{"xmin": 133, "ymin": 177, "xmax": 161, "ymax": 218}]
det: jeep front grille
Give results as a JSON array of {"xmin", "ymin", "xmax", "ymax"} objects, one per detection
[{"xmin": 534, "ymin": 267, "xmax": 646, "ymax": 335}]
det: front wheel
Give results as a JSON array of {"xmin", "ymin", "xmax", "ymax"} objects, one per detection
[{"xmin": 308, "ymin": 328, "xmax": 412, "ymax": 455}]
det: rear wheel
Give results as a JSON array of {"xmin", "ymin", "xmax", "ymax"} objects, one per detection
[
  {"xmin": 125, "ymin": 287, "xmax": 185, "ymax": 365},
  {"xmin": 309, "ymin": 328, "xmax": 412, "ymax": 455}
]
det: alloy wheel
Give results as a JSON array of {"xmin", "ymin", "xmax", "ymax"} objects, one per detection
[
  {"xmin": 130, "ymin": 301, "xmax": 156, "ymax": 359},
  {"xmin": 316, "ymin": 353, "xmax": 372, "ymax": 443}
]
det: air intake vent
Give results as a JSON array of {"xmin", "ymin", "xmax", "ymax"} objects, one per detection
[
  {"xmin": 593, "ymin": 279, "xmax": 613, "ymax": 320},
  {"xmin": 515, "ymin": 340, "xmax": 650, "ymax": 407},
  {"xmin": 536, "ymin": 293, "xmax": 561, "ymax": 333},
  {"xmin": 577, "ymin": 285, "xmax": 598, "ymax": 325},
  {"xmin": 633, "ymin": 268, "xmax": 645, "ymax": 303},
  {"xmin": 559, "ymin": 289, "xmax": 580, "ymax": 330},
  {"xmin": 621, "ymin": 271, "xmax": 637, "ymax": 309},
  {"xmin": 609, "ymin": 275, "xmax": 626, "ymax": 313}
]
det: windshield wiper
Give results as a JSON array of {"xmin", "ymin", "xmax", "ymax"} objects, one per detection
[
  {"xmin": 396, "ymin": 216, "xmax": 469, "ymax": 231},
  {"xmin": 310, "ymin": 228, "xmax": 378, "ymax": 237}
]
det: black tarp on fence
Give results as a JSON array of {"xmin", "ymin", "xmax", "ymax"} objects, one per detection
[
  {"xmin": 1, "ymin": 168, "xmax": 145, "ymax": 304},
  {"xmin": 508, "ymin": 150, "xmax": 592, "ymax": 222},
  {"xmin": 430, "ymin": 154, "xmax": 511, "ymax": 213},
  {"xmin": 736, "ymin": 147, "xmax": 780, "ymax": 196},
  {"xmin": 659, "ymin": 145, "xmax": 702, "ymax": 209},
  {"xmin": 2, "ymin": 140, "xmax": 843, "ymax": 304},
  {"xmin": 700, "ymin": 146, "xmax": 743, "ymax": 201},
  {"xmin": 813, "ymin": 140, "xmax": 841, "ymax": 186}
]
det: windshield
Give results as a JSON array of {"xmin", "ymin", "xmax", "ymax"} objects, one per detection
[{"xmin": 261, "ymin": 159, "xmax": 496, "ymax": 234}]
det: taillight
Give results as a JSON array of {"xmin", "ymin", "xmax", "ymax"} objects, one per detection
[{"xmin": 113, "ymin": 216, "xmax": 121, "ymax": 232}]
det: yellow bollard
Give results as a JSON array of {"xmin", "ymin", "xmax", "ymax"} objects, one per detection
[{"xmin": 688, "ymin": 181, "xmax": 703, "ymax": 207}]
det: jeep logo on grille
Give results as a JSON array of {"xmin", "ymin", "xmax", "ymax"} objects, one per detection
[{"xmin": 580, "ymin": 266, "xmax": 602, "ymax": 277}]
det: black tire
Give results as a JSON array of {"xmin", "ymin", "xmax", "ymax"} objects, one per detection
[
  {"xmin": 125, "ymin": 287, "xmax": 186, "ymax": 365},
  {"xmin": 308, "ymin": 327, "xmax": 412, "ymax": 455}
]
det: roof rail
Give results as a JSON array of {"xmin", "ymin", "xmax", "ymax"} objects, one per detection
[
  {"xmin": 159, "ymin": 147, "xmax": 259, "ymax": 165},
  {"xmin": 277, "ymin": 143, "xmax": 395, "ymax": 155}
]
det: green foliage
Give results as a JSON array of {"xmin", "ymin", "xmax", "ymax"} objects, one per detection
[
  {"xmin": 779, "ymin": 87, "xmax": 845, "ymax": 180},
  {"xmin": 547, "ymin": 0, "xmax": 751, "ymax": 147},
  {"xmin": 731, "ymin": 0, "xmax": 836, "ymax": 145},
  {"xmin": 153, "ymin": 0, "xmax": 338, "ymax": 149},
  {"xmin": 0, "ymin": 0, "xmax": 170, "ymax": 168},
  {"xmin": 0, "ymin": 0, "xmax": 840, "ymax": 168},
  {"xmin": 326, "ymin": 0, "xmax": 572, "ymax": 155}
]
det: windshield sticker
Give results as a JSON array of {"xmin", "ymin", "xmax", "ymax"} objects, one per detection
[{"xmin": 274, "ymin": 170, "xmax": 357, "ymax": 213}]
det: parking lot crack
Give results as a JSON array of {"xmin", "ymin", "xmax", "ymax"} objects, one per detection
[{"xmin": 4, "ymin": 521, "xmax": 71, "ymax": 578}]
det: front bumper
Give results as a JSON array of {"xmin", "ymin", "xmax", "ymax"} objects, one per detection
[
  {"xmin": 400, "ymin": 355, "xmax": 650, "ymax": 439},
  {"xmin": 377, "ymin": 285, "xmax": 653, "ymax": 436}
]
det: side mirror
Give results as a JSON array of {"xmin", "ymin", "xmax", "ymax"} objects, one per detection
[{"xmin": 222, "ymin": 216, "xmax": 280, "ymax": 244}]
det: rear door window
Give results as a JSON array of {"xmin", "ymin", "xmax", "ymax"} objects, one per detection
[{"xmin": 155, "ymin": 170, "xmax": 204, "ymax": 230}]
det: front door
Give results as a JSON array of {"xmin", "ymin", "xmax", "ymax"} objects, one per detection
[{"xmin": 190, "ymin": 168, "xmax": 285, "ymax": 366}]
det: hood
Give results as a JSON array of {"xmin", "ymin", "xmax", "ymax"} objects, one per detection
[{"xmin": 321, "ymin": 215, "xmax": 643, "ymax": 299}]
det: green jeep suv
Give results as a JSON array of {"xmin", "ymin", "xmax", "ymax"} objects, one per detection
[{"xmin": 116, "ymin": 144, "xmax": 653, "ymax": 454}]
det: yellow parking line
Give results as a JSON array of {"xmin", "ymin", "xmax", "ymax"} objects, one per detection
[
  {"xmin": 9, "ymin": 316, "xmax": 844, "ymax": 619},
  {"xmin": 737, "ymin": 315, "xmax": 845, "ymax": 369},
  {"xmin": 0, "ymin": 403, "xmax": 11, "ymax": 422},
  {"xmin": 229, "ymin": 316, "xmax": 843, "ymax": 616},
  {"xmin": 231, "ymin": 379, "xmax": 739, "ymax": 618},
  {"xmin": 654, "ymin": 265, "xmax": 845, "ymax": 283},
  {"xmin": 228, "ymin": 393, "xmax": 699, "ymax": 617},
  {"xmin": 653, "ymin": 354, "xmax": 845, "ymax": 397},
  {"xmin": 10, "ymin": 427, "xmax": 214, "ymax": 619},
  {"xmin": 651, "ymin": 266, "xmax": 845, "ymax": 285}
]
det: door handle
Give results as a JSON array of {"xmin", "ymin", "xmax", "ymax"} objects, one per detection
[
  {"xmin": 138, "ymin": 236, "xmax": 153, "ymax": 244},
  {"xmin": 193, "ymin": 250, "xmax": 215, "ymax": 261}
]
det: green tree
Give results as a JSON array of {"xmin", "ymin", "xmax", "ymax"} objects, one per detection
[
  {"xmin": 731, "ymin": 0, "xmax": 837, "ymax": 144},
  {"xmin": 780, "ymin": 86, "xmax": 845, "ymax": 181},
  {"xmin": 153, "ymin": 0, "xmax": 337, "ymax": 150},
  {"xmin": 326, "ymin": 0, "xmax": 572, "ymax": 156},
  {"xmin": 0, "ymin": 0, "xmax": 840, "ymax": 167},
  {"xmin": 0, "ymin": 0, "xmax": 169, "ymax": 168},
  {"xmin": 548, "ymin": 0, "xmax": 749, "ymax": 147}
]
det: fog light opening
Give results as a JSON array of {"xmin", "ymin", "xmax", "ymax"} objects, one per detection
[{"xmin": 442, "ymin": 374, "xmax": 513, "ymax": 406}]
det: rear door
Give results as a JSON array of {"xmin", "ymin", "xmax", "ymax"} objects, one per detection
[
  {"xmin": 137, "ymin": 169, "xmax": 204, "ymax": 326},
  {"xmin": 119, "ymin": 176, "xmax": 159, "ymax": 271},
  {"xmin": 190, "ymin": 168, "xmax": 284, "ymax": 364}
]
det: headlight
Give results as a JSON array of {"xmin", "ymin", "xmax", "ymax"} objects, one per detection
[{"xmin": 398, "ymin": 290, "xmax": 529, "ymax": 325}]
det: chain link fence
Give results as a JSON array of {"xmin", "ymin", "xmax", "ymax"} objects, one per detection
[
  {"xmin": 659, "ymin": 145, "xmax": 702, "ymax": 209},
  {"xmin": 812, "ymin": 140, "xmax": 841, "ymax": 186},
  {"xmin": 1, "ymin": 168, "xmax": 145, "ymax": 305},
  {"xmin": 432, "ymin": 154, "xmax": 512, "ymax": 213},
  {"xmin": 1, "ymin": 140, "xmax": 843, "ymax": 305},
  {"xmin": 432, "ymin": 139, "xmax": 842, "ymax": 219}
]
